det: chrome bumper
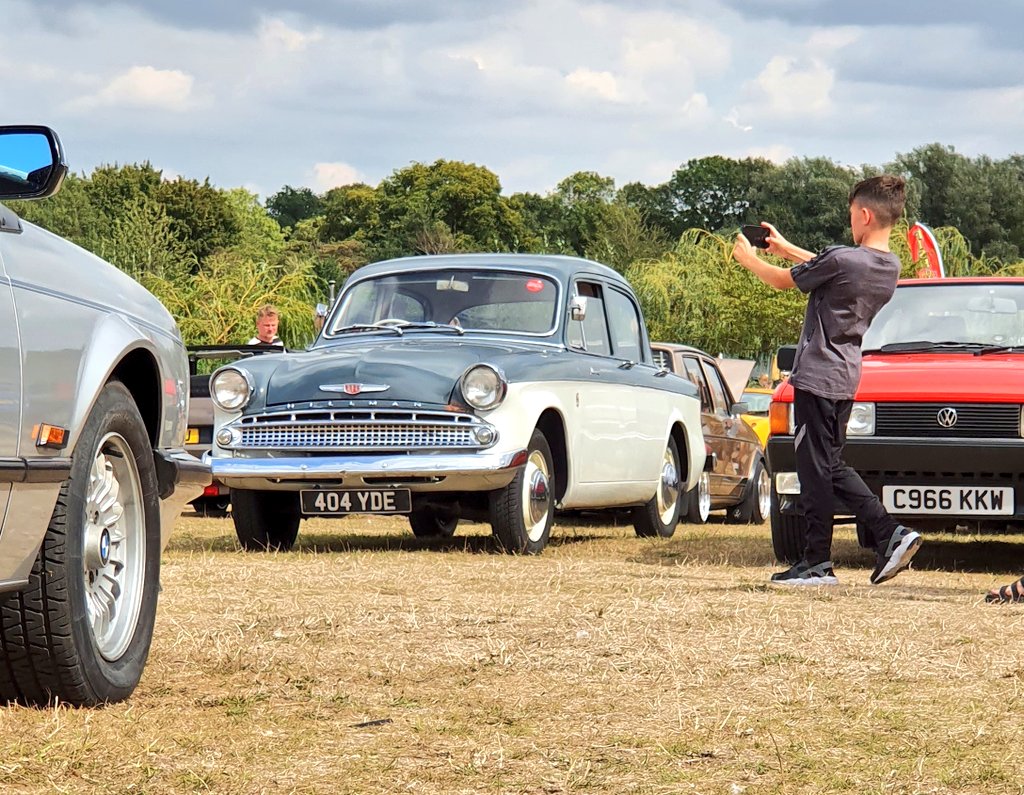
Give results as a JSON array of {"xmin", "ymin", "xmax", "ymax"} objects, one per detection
[{"xmin": 209, "ymin": 449, "xmax": 527, "ymax": 492}]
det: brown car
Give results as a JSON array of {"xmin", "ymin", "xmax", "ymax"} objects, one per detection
[{"xmin": 651, "ymin": 343, "xmax": 770, "ymax": 524}]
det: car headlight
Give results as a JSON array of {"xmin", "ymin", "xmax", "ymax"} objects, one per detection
[
  {"xmin": 210, "ymin": 368, "xmax": 253, "ymax": 411},
  {"xmin": 847, "ymin": 402, "xmax": 875, "ymax": 436},
  {"xmin": 461, "ymin": 365, "xmax": 506, "ymax": 411}
]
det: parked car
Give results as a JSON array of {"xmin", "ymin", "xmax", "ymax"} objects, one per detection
[
  {"xmin": 0, "ymin": 126, "xmax": 209, "ymax": 706},
  {"xmin": 766, "ymin": 277, "xmax": 1024, "ymax": 563},
  {"xmin": 208, "ymin": 254, "xmax": 706, "ymax": 553},
  {"xmin": 185, "ymin": 344, "xmax": 286, "ymax": 516},
  {"xmin": 650, "ymin": 344, "xmax": 770, "ymax": 524},
  {"xmin": 739, "ymin": 387, "xmax": 773, "ymax": 447}
]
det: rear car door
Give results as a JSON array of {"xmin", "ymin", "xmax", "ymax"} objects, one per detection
[
  {"xmin": 701, "ymin": 359, "xmax": 756, "ymax": 498},
  {"xmin": 680, "ymin": 355, "xmax": 724, "ymax": 494},
  {"xmin": 0, "ymin": 237, "xmax": 20, "ymax": 530}
]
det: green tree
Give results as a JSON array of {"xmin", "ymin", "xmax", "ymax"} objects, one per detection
[
  {"xmin": 320, "ymin": 183, "xmax": 377, "ymax": 243},
  {"xmin": 661, "ymin": 156, "xmax": 775, "ymax": 237},
  {"xmin": 552, "ymin": 171, "xmax": 616, "ymax": 255},
  {"xmin": 154, "ymin": 176, "xmax": 240, "ymax": 261},
  {"xmin": 585, "ymin": 203, "xmax": 671, "ymax": 273},
  {"xmin": 223, "ymin": 188, "xmax": 287, "ymax": 261},
  {"xmin": 266, "ymin": 185, "xmax": 324, "ymax": 229}
]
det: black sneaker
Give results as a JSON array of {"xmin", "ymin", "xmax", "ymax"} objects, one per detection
[
  {"xmin": 870, "ymin": 526, "xmax": 922, "ymax": 585},
  {"xmin": 770, "ymin": 560, "xmax": 839, "ymax": 586}
]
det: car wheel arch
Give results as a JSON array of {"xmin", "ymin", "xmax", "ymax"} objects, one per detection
[
  {"xmin": 670, "ymin": 421, "xmax": 692, "ymax": 488},
  {"xmin": 534, "ymin": 408, "xmax": 569, "ymax": 504},
  {"xmin": 111, "ymin": 348, "xmax": 162, "ymax": 447}
]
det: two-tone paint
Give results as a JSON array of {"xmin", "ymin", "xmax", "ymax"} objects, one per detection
[{"xmin": 210, "ymin": 254, "xmax": 705, "ymax": 512}]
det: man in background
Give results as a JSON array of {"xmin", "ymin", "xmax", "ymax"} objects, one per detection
[{"xmin": 248, "ymin": 304, "xmax": 284, "ymax": 347}]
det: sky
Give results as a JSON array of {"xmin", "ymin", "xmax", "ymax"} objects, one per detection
[{"xmin": 5, "ymin": 0, "xmax": 1024, "ymax": 199}]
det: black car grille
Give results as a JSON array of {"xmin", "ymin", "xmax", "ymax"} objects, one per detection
[
  {"xmin": 231, "ymin": 408, "xmax": 494, "ymax": 451},
  {"xmin": 875, "ymin": 403, "xmax": 1021, "ymax": 438}
]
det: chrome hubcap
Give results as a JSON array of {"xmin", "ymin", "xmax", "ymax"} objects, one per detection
[
  {"xmin": 84, "ymin": 433, "xmax": 145, "ymax": 661},
  {"xmin": 757, "ymin": 468, "xmax": 771, "ymax": 518},
  {"xmin": 697, "ymin": 472, "xmax": 711, "ymax": 521},
  {"xmin": 657, "ymin": 446, "xmax": 681, "ymax": 524},
  {"xmin": 522, "ymin": 450, "xmax": 551, "ymax": 542}
]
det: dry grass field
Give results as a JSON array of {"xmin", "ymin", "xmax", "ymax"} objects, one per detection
[{"xmin": 2, "ymin": 512, "xmax": 1024, "ymax": 794}]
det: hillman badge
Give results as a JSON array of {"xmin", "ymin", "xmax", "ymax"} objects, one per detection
[{"xmin": 319, "ymin": 383, "xmax": 390, "ymax": 396}]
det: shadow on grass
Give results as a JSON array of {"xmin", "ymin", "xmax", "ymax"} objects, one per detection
[{"xmin": 293, "ymin": 528, "xmax": 602, "ymax": 555}]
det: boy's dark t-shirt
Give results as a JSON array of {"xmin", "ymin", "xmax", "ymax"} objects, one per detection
[{"xmin": 788, "ymin": 245, "xmax": 901, "ymax": 400}]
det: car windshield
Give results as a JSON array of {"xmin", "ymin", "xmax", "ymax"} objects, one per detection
[
  {"xmin": 329, "ymin": 269, "xmax": 559, "ymax": 335},
  {"xmin": 741, "ymin": 391, "xmax": 773, "ymax": 414},
  {"xmin": 863, "ymin": 283, "xmax": 1024, "ymax": 351}
]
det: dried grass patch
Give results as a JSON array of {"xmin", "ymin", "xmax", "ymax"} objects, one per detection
[{"xmin": 3, "ymin": 515, "xmax": 1024, "ymax": 794}]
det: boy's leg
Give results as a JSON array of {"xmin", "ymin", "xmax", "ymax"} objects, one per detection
[
  {"xmin": 829, "ymin": 401, "xmax": 901, "ymax": 544},
  {"xmin": 793, "ymin": 388, "xmax": 839, "ymax": 566}
]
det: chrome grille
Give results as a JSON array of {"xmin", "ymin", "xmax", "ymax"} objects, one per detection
[
  {"xmin": 875, "ymin": 403, "xmax": 1021, "ymax": 438},
  {"xmin": 231, "ymin": 408, "xmax": 494, "ymax": 451}
]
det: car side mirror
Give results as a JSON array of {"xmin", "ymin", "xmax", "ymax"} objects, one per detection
[
  {"xmin": 0, "ymin": 126, "xmax": 68, "ymax": 201},
  {"xmin": 569, "ymin": 295, "xmax": 588, "ymax": 321},
  {"xmin": 731, "ymin": 402, "xmax": 748, "ymax": 415},
  {"xmin": 776, "ymin": 344, "xmax": 797, "ymax": 373}
]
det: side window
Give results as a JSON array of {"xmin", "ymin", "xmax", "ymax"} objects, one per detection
[
  {"xmin": 702, "ymin": 361, "xmax": 731, "ymax": 415},
  {"xmin": 604, "ymin": 288, "xmax": 644, "ymax": 362},
  {"xmin": 567, "ymin": 281, "xmax": 610, "ymax": 356},
  {"xmin": 682, "ymin": 357, "xmax": 712, "ymax": 412}
]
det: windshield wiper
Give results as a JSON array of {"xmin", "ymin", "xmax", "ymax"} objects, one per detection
[
  {"xmin": 333, "ymin": 323, "xmax": 404, "ymax": 336},
  {"xmin": 975, "ymin": 345, "xmax": 1024, "ymax": 356},
  {"xmin": 391, "ymin": 321, "xmax": 466, "ymax": 335},
  {"xmin": 865, "ymin": 341, "xmax": 992, "ymax": 354}
]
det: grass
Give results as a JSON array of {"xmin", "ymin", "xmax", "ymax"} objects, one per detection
[{"xmin": 3, "ymin": 514, "xmax": 1024, "ymax": 794}]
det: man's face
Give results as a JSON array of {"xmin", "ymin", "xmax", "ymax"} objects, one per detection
[{"xmin": 257, "ymin": 315, "xmax": 279, "ymax": 342}]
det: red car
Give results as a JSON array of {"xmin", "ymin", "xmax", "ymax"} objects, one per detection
[{"xmin": 766, "ymin": 277, "xmax": 1024, "ymax": 563}]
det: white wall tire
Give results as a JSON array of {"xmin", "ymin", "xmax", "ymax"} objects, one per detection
[{"xmin": 490, "ymin": 429, "xmax": 554, "ymax": 554}]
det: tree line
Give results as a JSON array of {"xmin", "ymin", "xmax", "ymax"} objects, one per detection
[{"xmin": 13, "ymin": 144, "xmax": 1023, "ymax": 357}]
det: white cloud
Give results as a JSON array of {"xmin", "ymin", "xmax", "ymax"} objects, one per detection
[
  {"xmin": 724, "ymin": 107, "xmax": 753, "ymax": 132},
  {"xmin": 753, "ymin": 55, "xmax": 834, "ymax": 115},
  {"xmin": 258, "ymin": 17, "xmax": 323, "ymax": 52},
  {"xmin": 69, "ymin": 65, "xmax": 194, "ymax": 111},
  {"xmin": 310, "ymin": 161, "xmax": 365, "ymax": 191},
  {"xmin": 565, "ymin": 67, "xmax": 625, "ymax": 102}
]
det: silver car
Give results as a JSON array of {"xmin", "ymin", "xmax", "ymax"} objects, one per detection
[{"xmin": 0, "ymin": 126, "xmax": 209, "ymax": 706}]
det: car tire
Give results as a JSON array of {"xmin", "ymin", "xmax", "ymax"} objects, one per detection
[
  {"xmin": 770, "ymin": 482, "xmax": 807, "ymax": 564},
  {"xmin": 0, "ymin": 381, "xmax": 160, "ymax": 706},
  {"xmin": 230, "ymin": 489, "xmax": 301, "ymax": 551},
  {"xmin": 684, "ymin": 471, "xmax": 711, "ymax": 524},
  {"xmin": 725, "ymin": 457, "xmax": 770, "ymax": 524},
  {"xmin": 409, "ymin": 509, "xmax": 458, "ymax": 538},
  {"xmin": 633, "ymin": 436, "xmax": 682, "ymax": 538},
  {"xmin": 490, "ymin": 429, "xmax": 554, "ymax": 554}
]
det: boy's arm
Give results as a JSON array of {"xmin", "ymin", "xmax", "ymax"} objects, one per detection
[
  {"xmin": 761, "ymin": 222, "xmax": 815, "ymax": 263},
  {"xmin": 732, "ymin": 234, "xmax": 796, "ymax": 290}
]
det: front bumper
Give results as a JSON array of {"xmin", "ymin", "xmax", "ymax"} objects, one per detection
[
  {"xmin": 209, "ymin": 449, "xmax": 527, "ymax": 492},
  {"xmin": 767, "ymin": 436, "xmax": 1024, "ymax": 523}
]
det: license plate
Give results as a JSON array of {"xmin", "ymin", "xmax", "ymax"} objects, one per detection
[
  {"xmin": 882, "ymin": 485, "xmax": 1014, "ymax": 516},
  {"xmin": 185, "ymin": 427, "xmax": 200, "ymax": 444},
  {"xmin": 300, "ymin": 489, "xmax": 411, "ymax": 515}
]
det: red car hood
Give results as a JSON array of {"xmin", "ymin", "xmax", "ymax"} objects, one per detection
[{"xmin": 775, "ymin": 353, "xmax": 1024, "ymax": 402}]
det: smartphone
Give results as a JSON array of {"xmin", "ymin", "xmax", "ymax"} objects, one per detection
[{"xmin": 741, "ymin": 224, "xmax": 770, "ymax": 249}]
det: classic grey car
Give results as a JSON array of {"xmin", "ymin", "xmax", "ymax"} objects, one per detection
[
  {"xmin": 0, "ymin": 126, "xmax": 209, "ymax": 706},
  {"xmin": 209, "ymin": 254, "xmax": 706, "ymax": 553}
]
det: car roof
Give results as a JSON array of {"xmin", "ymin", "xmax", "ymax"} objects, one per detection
[
  {"xmin": 651, "ymin": 341, "xmax": 713, "ymax": 359},
  {"xmin": 348, "ymin": 253, "xmax": 629, "ymax": 287}
]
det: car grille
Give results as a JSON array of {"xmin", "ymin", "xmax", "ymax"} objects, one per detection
[
  {"xmin": 231, "ymin": 408, "xmax": 494, "ymax": 451},
  {"xmin": 875, "ymin": 403, "xmax": 1021, "ymax": 438}
]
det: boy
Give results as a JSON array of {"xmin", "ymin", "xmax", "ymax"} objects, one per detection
[
  {"xmin": 731, "ymin": 175, "xmax": 921, "ymax": 586},
  {"xmin": 248, "ymin": 303, "xmax": 284, "ymax": 347}
]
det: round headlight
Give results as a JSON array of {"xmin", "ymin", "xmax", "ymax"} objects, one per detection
[
  {"xmin": 461, "ymin": 365, "xmax": 506, "ymax": 411},
  {"xmin": 210, "ymin": 368, "xmax": 252, "ymax": 411}
]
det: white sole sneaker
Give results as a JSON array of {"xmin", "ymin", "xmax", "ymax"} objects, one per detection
[
  {"xmin": 769, "ymin": 575, "xmax": 839, "ymax": 587},
  {"xmin": 871, "ymin": 531, "xmax": 922, "ymax": 584}
]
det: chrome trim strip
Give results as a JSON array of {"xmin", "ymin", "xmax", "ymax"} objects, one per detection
[{"xmin": 210, "ymin": 449, "xmax": 527, "ymax": 480}]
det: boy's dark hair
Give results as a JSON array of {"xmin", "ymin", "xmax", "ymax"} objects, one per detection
[{"xmin": 848, "ymin": 175, "xmax": 906, "ymax": 227}]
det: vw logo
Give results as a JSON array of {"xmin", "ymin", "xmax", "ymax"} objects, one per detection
[{"xmin": 936, "ymin": 407, "xmax": 958, "ymax": 428}]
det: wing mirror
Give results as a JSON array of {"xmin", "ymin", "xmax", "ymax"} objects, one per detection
[
  {"xmin": 569, "ymin": 295, "xmax": 588, "ymax": 321},
  {"xmin": 0, "ymin": 126, "xmax": 67, "ymax": 201}
]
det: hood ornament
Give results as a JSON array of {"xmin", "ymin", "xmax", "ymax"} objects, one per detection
[{"xmin": 319, "ymin": 383, "xmax": 390, "ymax": 396}]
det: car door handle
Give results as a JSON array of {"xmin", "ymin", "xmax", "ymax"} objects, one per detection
[
  {"xmin": 617, "ymin": 360, "xmax": 636, "ymax": 369},
  {"xmin": 589, "ymin": 367, "xmax": 603, "ymax": 375}
]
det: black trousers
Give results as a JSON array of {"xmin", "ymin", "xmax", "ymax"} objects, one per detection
[{"xmin": 793, "ymin": 388, "xmax": 900, "ymax": 566}]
